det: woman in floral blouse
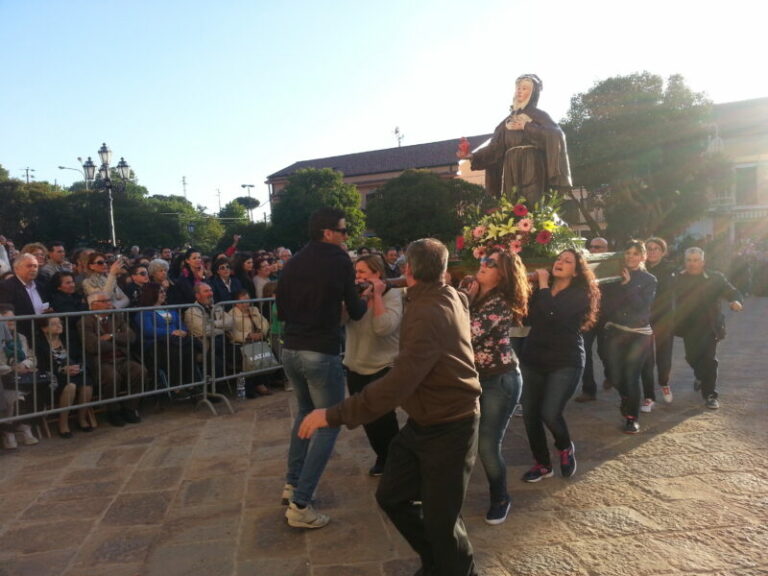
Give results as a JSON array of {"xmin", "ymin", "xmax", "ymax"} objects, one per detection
[{"xmin": 462, "ymin": 248, "xmax": 530, "ymax": 525}]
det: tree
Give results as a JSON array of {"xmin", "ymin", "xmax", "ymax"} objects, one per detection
[
  {"xmin": 562, "ymin": 72, "xmax": 731, "ymax": 241},
  {"xmin": 270, "ymin": 168, "xmax": 365, "ymax": 249},
  {"xmin": 0, "ymin": 164, "xmax": 9, "ymax": 181},
  {"xmin": 234, "ymin": 195, "xmax": 260, "ymax": 222},
  {"xmin": 366, "ymin": 170, "xmax": 490, "ymax": 247}
]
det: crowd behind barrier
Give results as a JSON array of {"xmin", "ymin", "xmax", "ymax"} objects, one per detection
[{"xmin": 0, "ymin": 297, "xmax": 282, "ymax": 430}]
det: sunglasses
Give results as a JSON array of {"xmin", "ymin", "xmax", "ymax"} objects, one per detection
[
  {"xmin": 93, "ymin": 260, "xmax": 106, "ymax": 265},
  {"xmin": 481, "ymin": 257, "xmax": 499, "ymax": 269},
  {"xmin": 136, "ymin": 271, "xmax": 148, "ymax": 276},
  {"xmin": 330, "ymin": 227, "xmax": 349, "ymax": 235},
  {"xmin": 218, "ymin": 264, "xmax": 230, "ymax": 269}
]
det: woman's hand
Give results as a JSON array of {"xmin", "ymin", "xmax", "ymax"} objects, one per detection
[
  {"xmin": 620, "ymin": 267, "xmax": 630, "ymax": 285},
  {"xmin": 535, "ymin": 268, "xmax": 550, "ymax": 289},
  {"xmin": 66, "ymin": 364, "xmax": 81, "ymax": 376},
  {"xmin": 248, "ymin": 331, "xmax": 263, "ymax": 341},
  {"xmin": 171, "ymin": 329, "xmax": 187, "ymax": 337},
  {"xmin": 109, "ymin": 259, "xmax": 123, "ymax": 276},
  {"xmin": 370, "ymin": 277, "xmax": 386, "ymax": 297}
]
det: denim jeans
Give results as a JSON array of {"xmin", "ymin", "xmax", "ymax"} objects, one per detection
[
  {"xmin": 605, "ymin": 327, "xmax": 652, "ymax": 420},
  {"xmin": 478, "ymin": 369, "xmax": 522, "ymax": 503},
  {"xmin": 520, "ymin": 364, "xmax": 581, "ymax": 467},
  {"xmin": 283, "ymin": 348, "xmax": 345, "ymax": 506}
]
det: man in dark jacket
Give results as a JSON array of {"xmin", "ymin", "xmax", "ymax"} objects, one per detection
[
  {"xmin": 299, "ymin": 238, "xmax": 482, "ymax": 576},
  {"xmin": 0, "ymin": 254, "xmax": 49, "ymax": 341},
  {"xmin": 674, "ymin": 247, "xmax": 743, "ymax": 409},
  {"xmin": 277, "ymin": 207, "xmax": 367, "ymax": 529}
]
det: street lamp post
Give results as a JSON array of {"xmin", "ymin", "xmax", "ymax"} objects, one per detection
[
  {"xmin": 83, "ymin": 143, "xmax": 132, "ymax": 248},
  {"xmin": 241, "ymin": 184, "xmax": 255, "ymax": 222},
  {"xmin": 58, "ymin": 156, "xmax": 89, "ymax": 190}
]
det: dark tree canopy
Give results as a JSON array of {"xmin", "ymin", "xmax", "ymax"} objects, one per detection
[
  {"xmin": 562, "ymin": 72, "xmax": 731, "ymax": 241},
  {"xmin": 366, "ymin": 170, "xmax": 491, "ymax": 247},
  {"xmin": 270, "ymin": 168, "xmax": 365, "ymax": 249}
]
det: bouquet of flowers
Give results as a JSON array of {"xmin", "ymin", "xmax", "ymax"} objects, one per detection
[{"xmin": 461, "ymin": 193, "xmax": 583, "ymax": 262}]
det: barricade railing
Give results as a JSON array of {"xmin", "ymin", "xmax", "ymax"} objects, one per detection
[
  {"xmin": 209, "ymin": 297, "xmax": 283, "ymax": 402},
  {"xmin": 0, "ymin": 298, "xmax": 281, "ymax": 429}
]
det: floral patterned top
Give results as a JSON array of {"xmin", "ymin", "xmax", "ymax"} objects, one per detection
[{"xmin": 469, "ymin": 291, "xmax": 519, "ymax": 378}]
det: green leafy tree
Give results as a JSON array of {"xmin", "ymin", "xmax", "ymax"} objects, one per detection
[
  {"xmin": 562, "ymin": 72, "xmax": 731, "ymax": 241},
  {"xmin": 366, "ymin": 170, "xmax": 490, "ymax": 246},
  {"xmin": 0, "ymin": 164, "xmax": 9, "ymax": 181},
  {"xmin": 270, "ymin": 168, "xmax": 365, "ymax": 249}
]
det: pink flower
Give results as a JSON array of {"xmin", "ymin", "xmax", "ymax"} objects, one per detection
[
  {"xmin": 517, "ymin": 218, "xmax": 533, "ymax": 232},
  {"xmin": 509, "ymin": 240, "xmax": 522, "ymax": 253},
  {"xmin": 472, "ymin": 246, "xmax": 487, "ymax": 259},
  {"xmin": 472, "ymin": 225, "xmax": 486, "ymax": 239},
  {"xmin": 536, "ymin": 230, "xmax": 553, "ymax": 244},
  {"xmin": 513, "ymin": 204, "xmax": 528, "ymax": 217}
]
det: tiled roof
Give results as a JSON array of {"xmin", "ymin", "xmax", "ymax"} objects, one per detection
[
  {"xmin": 267, "ymin": 134, "xmax": 492, "ymax": 180},
  {"xmin": 714, "ymin": 97, "xmax": 768, "ymax": 138}
]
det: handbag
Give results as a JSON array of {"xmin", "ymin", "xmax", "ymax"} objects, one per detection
[{"xmin": 240, "ymin": 340, "xmax": 280, "ymax": 372}]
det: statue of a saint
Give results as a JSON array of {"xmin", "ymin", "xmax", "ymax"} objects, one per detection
[{"xmin": 457, "ymin": 74, "xmax": 572, "ymax": 205}]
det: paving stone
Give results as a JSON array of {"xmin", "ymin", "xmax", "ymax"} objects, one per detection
[
  {"xmin": 558, "ymin": 505, "xmax": 663, "ymax": 537},
  {"xmin": 102, "ymin": 491, "xmax": 172, "ymax": 525},
  {"xmin": 20, "ymin": 496, "xmax": 113, "ymax": 521},
  {"xmin": 123, "ymin": 466, "xmax": 184, "ymax": 492},
  {"xmin": 182, "ymin": 455, "xmax": 250, "ymax": 481},
  {"xmin": 304, "ymin": 506, "xmax": 395, "ymax": 565},
  {"xmin": 144, "ymin": 539, "xmax": 236, "ymax": 576},
  {"xmin": 0, "ymin": 490, "xmax": 39, "ymax": 527},
  {"xmin": 62, "ymin": 562, "xmax": 144, "ymax": 576},
  {"xmin": 470, "ymin": 510, "xmax": 575, "ymax": 547},
  {"xmin": 96, "ymin": 445, "xmax": 150, "ymax": 467},
  {"xmin": 238, "ymin": 507, "xmax": 307, "ymax": 561},
  {"xmin": 176, "ymin": 475, "xmax": 244, "ymax": 507},
  {"xmin": 313, "ymin": 562, "xmax": 383, "ymax": 576},
  {"xmin": 0, "ymin": 548, "xmax": 77, "ymax": 576},
  {"xmin": 236, "ymin": 556, "xmax": 310, "ymax": 576},
  {"xmin": 1, "ymin": 520, "xmax": 93, "ymax": 554},
  {"xmin": 631, "ymin": 498, "xmax": 759, "ymax": 532},
  {"xmin": 136, "ymin": 444, "xmax": 195, "ymax": 469},
  {"xmin": 565, "ymin": 536, "xmax": 677, "ymax": 576},
  {"xmin": 72, "ymin": 525, "xmax": 161, "ymax": 565},
  {"xmin": 59, "ymin": 466, "xmax": 130, "ymax": 485},
  {"xmin": 160, "ymin": 502, "xmax": 241, "ymax": 546},
  {"xmin": 498, "ymin": 543, "xmax": 589, "ymax": 576},
  {"xmin": 36, "ymin": 480, "xmax": 124, "ymax": 503}
]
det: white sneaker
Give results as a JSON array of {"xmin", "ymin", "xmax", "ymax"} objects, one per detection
[
  {"xmin": 285, "ymin": 502, "xmax": 330, "ymax": 529},
  {"xmin": 16, "ymin": 424, "xmax": 39, "ymax": 446},
  {"xmin": 3, "ymin": 431, "xmax": 18, "ymax": 450},
  {"xmin": 661, "ymin": 386, "xmax": 673, "ymax": 403},
  {"xmin": 640, "ymin": 399, "xmax": 655, "ymax": 413}
]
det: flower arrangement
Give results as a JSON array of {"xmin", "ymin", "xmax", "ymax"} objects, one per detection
[{"xmin": 461, "ymin": 193, "xmax": 583, "ymax": 262}]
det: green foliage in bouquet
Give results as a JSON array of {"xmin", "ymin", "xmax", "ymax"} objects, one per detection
[{"xmin": 461, "ymin": 192, "xmax": 584, "ymax": 262}]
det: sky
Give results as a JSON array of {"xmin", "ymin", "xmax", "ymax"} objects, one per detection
[{"xmin": 1, "ymin": 0, "xmax": 766, "ymax": 224}]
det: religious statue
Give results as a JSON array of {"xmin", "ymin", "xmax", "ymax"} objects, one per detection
[{"xmin": 457, "ymin": 74, "xmax": 572, "ymax": 206}]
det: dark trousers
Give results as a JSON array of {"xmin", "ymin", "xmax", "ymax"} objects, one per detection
[
  {"xmin": 581, "ymin": 327, "xmax": 608, "ymax": 396},
  {"xmin": 606, "ymin": 328, "xmax": 652, "ymax": 420},
  {"xmin": 682, "ymin": 332, "xmax": 719, "ymax": 399},
  {"xmin": 376, "ymin": 416, "xmax": 478, "ymax": 576},
  {"xmin": 520, "ymin": 365, "xmax": 581, "ymax": 467},
  {"xmin": 346, "ymin": 368, "xmax": 399, "ymax": 464},
  {"xmin": 640, "ymin": 324, "xmax": 674, "ymax": 398}
]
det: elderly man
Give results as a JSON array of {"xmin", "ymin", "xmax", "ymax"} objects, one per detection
[
  {"xmin": 79, "ymin": 291, "xmax": 145, "ymax": 427},
  {"xmin": 674, "ymin": 247, "xmax": 743, "ymax": 409},
  {"xmin": 183, "ymin": 282, "xmax": 232, "ymax": 378},
  {"xmin": 300, "ymin": 238, "xmax": 481, "ymax": 576},
  {"xmin": 0, "ymin": 253, "xmax": 49, "ymax": 341}
]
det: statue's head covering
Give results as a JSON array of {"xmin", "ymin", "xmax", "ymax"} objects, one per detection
[{"xmin": 512, "ymin": 74, "xmax": 543, "ymax": 111}]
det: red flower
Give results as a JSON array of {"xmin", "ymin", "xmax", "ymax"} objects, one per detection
[
  {"xmin": 535, "ymin": 230, "xmax": 553, "ymax": 244},
  {"xmin": 513, "ymin": 204, "xmax": 528, "ymax": 217}
]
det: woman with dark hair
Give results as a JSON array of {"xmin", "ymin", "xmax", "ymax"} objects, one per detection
[
  {"xmin": 520, "ymin": 249, "xmax": 600, "ymax": 482},
  {"xmin": 229, "ymin": 289, "xmax": 272, "ymax": 397},
  {"xmin": 461, "ymin": 248, "xmax": 530, "ymax": 524},
  {"xmin": 641, "ymin": 237, "xmax": 676, "ymax": 405},
  {"xmin": 81, "ymin": 252, "xmax": 130, "ymax": 308},
  {"xmin": 49, "ymin": 271, "xmax": 88, "ymax": 316},
  {"xmin": 168, "ymin": 248, "xmax": 207, "ymax": 305},
  {"xmin": 36, "ymin": 316, "xmax": 96, "ymax": 436},
  {"xmin": 232, "ymin": 253, "xmax": 256, "ymax": 299},
  {"xmin": 343, "ymin": 254, "xmax": 403, "ymax": 476},
  {"xmin": 136, "ymin": 282, "xmax": 195, "ymax": 387},
  {"xmin": 123, "ymin": 263, "xmax": 150, "ymax": 307},
  {"xmin": 210, "ymin": 256, "xmax": 243, "ymax": 307},
  {"xmin": 603, "ymin": 240, "xmax": 656, "ymax": 434}
]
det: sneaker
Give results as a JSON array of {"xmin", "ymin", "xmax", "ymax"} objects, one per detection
[
  {"xmin": 693, "ymin": 379, "xmax": 702, "ymax": 391},
  {"xmin": 640, "ymin": 399, "xmax": 655, "ymax": 413},
  {"xmin": 485, "ymin": 499, "xmax": 511, "ymax": 525},
  {"xmin": 16, "ymin": 424, "xmax": 39, "ymax": 446},
  {"xmin": 560, "ymin": 443, "xmax": 577, "ymax": 478},
  {"xmin": 281, "ymin": 483, "xmax": 294, "ymax": 506},
  {"xmin": 368, "ymin": 460, "xmax": 385, "ymax": 477},
  {"xmin": 705, "ymin": 395, "xmax": 720, "ymax": 410},
  {"xmin": 285, "ymin": 502, "xmax": 330, "ymax": 529},
  {"xmin": 661, "ymin": 386, "xmax": 673, "ymax": 403},
  {"xmin": 2, "ymin": 431, "xmax": 18, "ymax": 450},
  {"xmin": 623, "ymin": 418, "xmax": 640, "ymax": 434},
  {"xmin": 522, "ymin": 464, "xmax": 554, "ymax": 483},
  {"xmin": 574, "ymin": 393, "xmax": 596, "ymax": 403}
]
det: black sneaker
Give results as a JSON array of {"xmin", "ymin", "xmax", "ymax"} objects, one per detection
[
  {"xmin": 560, "ymin": 443, "xmax": 577, "ymax": 478},
  {"xmin": 521, "ymin": 464, "xmax": 554, "ymax": 483},
  {"xmin": 623, "ymin": 418, "xmax": 640, "ymax": 434},
  {"xmin": 485, "ymin": 499, "xmax": 511, "ymax": 525},
  {"xmin": 368, "ymin": 460, "xmax": 385, "ymax": 477}
]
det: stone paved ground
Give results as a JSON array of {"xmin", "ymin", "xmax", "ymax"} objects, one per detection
[{"xmin": 1, "ymin": 297, "xmax": 766, "ymax": 576}]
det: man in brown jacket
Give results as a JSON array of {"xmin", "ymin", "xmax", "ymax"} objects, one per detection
[{"xmin": 299, "ymin": 238, "xmax": 481, "ymax": 576}]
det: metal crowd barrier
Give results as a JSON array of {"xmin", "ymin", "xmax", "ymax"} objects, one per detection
[{"xmin": 0, "ymin": 298, "xmax": 281, "ymax": 428}]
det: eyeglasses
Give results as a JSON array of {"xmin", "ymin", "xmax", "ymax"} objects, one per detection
[
  {"xmin": 135, "ymin": 271, "xmax": 148, "ymax": 276},
  {"xmin": 93, "ymin": 260, "xmax": 106, "ymax": 265},
  {"xmin": 218, "ymin": 264, "xmax": 230, "ymax": 269},
  {"xmin": 330, "ymin": 228, "xmax": 349, "ymax": 235},
  {"xmin": 480, "ymin": 257, "xmax": 499, "ymax": 269}
]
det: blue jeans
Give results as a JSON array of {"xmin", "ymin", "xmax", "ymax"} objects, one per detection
[
  {"xmin": 605, "ymin": 327, "xmax": 652, "ymax": 420},
  {"xmin": 478, "ymin": 369, "xmax": 522, "ymax": 503},
  {"xmin": 283, "ymin": 349, "xmax": 345, "ymax": 506},
  {"xmin": 520, "ymin": 364, "xmax": 581, "ymax": 467}
]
